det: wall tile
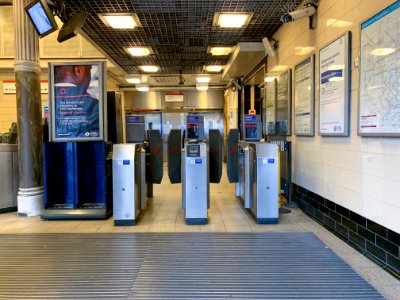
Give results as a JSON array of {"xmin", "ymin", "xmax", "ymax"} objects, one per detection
[
  {"xmin": 366, "ymin": 241, "xmax": 387, "ymax": 263},
  {"xmin": 376, "ymin": 236, "xmax": 399, "ymax": 257}
]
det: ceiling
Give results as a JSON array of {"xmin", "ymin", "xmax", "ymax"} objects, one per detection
[{"xmin": 61, "ymin": 0, "xmax": 303, "ymax": 86}]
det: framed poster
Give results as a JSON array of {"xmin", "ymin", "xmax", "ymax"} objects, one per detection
[
  {"xmin": 319, "ymin": 31, "xmax": 351, "ymax": 136},
  {"xmin": 49, "ymin": 61, "xmax": 106, "ymax": 142},
  {"xmin": 265, "ymin": 79, "xmax": 276, "ymax": 135},
  {"xmin": 276, "ymin": 70, "xmax": 292, "ymax": 136},
  {"xmin": 294, "ymin": 55, "xmax": 315, "ymax": 136},
  {"xmin": 358, "ymin": 1, "xmax": 400, "ymax": 136},
  {"xmin": 165, "ymin": 93, "xmax": 184, "ymax": 102}
]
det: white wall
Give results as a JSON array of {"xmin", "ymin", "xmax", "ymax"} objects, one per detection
[{"xmin": 269, "ymin": 0, "xmax": 399, "ymax": 233}]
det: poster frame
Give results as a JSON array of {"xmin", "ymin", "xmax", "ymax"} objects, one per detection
[
  {"xmin": 49, "ymin": 61, "xmax": 106, "ymax": 142},
  {"xmin": 318, "ymin": 31, "xmax": 351, "ymax": 137},
  {"xmin": 294, "ymin": 54, "xmax": 315, "ymax": 136}
]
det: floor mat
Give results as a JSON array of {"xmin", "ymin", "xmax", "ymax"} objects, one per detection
[{"xmin": 0, "ymin": 232, "xmax": 384, "ymax": 299}]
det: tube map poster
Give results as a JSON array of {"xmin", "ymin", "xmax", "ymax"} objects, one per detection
[{"xmin": 359, "ymin": 1, "xmax": 400, "ymax": 136}]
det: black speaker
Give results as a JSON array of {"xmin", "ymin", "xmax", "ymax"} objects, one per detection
[
  {"xmin": 167, "ymin": 129, "xmax": 182, "ymax": 183},
  {"xmin": 209, "ymin": 129, "xmax": 223, "ymax": 184},
  {"xmin": 226, "ymin": 129, "xmax": 239, "ymax": 183}
]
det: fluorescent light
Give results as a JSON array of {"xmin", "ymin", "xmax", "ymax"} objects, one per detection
[
  {"xmin": 196, "ymin": 77, "xmax": 211, "ymax": 83},
  {"xmin": 271, "ymin": 65, "xmax": 288, "ymax": 72},
  {"xmin": 370, "ymin": 48, "xmax": 396, "ymax": 56},
  {"xmin": 125, "ymin": 75, "xmax": 141, "ymax": 84},
  {"xmin": 213, "ymin": 13, "xmax": 253, "ymax": 28},
  {"xmin": 326, "ymin": 18, "xmax": 353, "ymax": 28},
  {"xmin": 196, "ymin": 83, "xmax": 208, "ymax": 91},
  {"xmin": 126, "ymin": 47, "xmax": 152, "ymax": 57},
  {"xmin": 99, "ymin": 14, "xmax": 140, "ymax": 29},
  {"xmin": 209, "ymin": 47, "xmax": 233, "ymax": 56},
  {"xmin": 140, "ymin": 65, "xmax": 159, "ymax": 72},
  {"xmin": 295, "ymin": 47, "xmax": 315, "ymax": 55},
  {"xmin": 204, "ymin": 65, "xmax": 223, "ymax": 72},
  {"xmin": 136, "ymin": 84, "xmax": 149, "ymax": 92},
  {"xmin": 264, "ymin": 76, "xmax": 276, "ymax": 82}
]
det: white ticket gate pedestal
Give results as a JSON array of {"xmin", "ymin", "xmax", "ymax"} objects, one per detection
[
  {"xmin": 236, "ymin": 142, "xmax": 279, "ymax": 224},
  {"xmin": 112, "ymin": 144, "xmax": 146, "ymax": 226},
  {"xmin": 182, "ymin": 142, "xmax": 209, "ymax": 224}
]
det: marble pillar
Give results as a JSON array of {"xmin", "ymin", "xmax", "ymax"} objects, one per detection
[{"xmin": 13, "ymin": 0, "xmax": 44, "ymax": 216}]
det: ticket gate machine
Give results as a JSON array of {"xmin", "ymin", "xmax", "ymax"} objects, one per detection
[
  {"xmin": 227, "ymin": 116, "xmax": 279, "ymax": 224},
  {"xmin": 168, "ymin": 115, "xmax": 222, "ymax": 224},
  {"xmin": 113, "ymin": 116, "xmax": 163, "ymax": 225}
]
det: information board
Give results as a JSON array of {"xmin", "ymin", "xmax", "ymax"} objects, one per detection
[
  {"xmin": 319, "ymin": 32, "xmax": 351, "ymax": 136},
  {"xmin": 358, "ymin": 1, "xmax": 400, "ymax": 136},
  {"xmin": 294, "ymin": 55, "xmax": 315, "ymax": 136},
  {"xmin": 276, "ymin": 70, "xmax": 292, "ymax": 136}
]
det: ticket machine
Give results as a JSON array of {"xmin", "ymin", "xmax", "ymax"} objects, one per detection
[
  {"xmin": 168, "ymin": 115, "xmax": 222, "ymax": 224},
  {"xmin": 226, "ymin": 115, "xmax": 279, "ymax": 224}
]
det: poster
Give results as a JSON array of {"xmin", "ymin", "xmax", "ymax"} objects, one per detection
[
  {"xmin": 265, "ymin": 80, "xmax": 276, "ymax": 135},
  {"xmin": 294, "ymin": 55, "xmax": 315, "ymax": 136},
  {"xmin": 49, "ymin": 61, "xmax": 106, "ymax": 141},
  {"xmin": 358, "ymin": 1, "xmax": 400, "ymax": 136},
  {"xmin": 319, "ymin": 32, "xmax": 351, "ymax": 136},
  {"xmin": 276, "ymin": 70, "xmax": 292, "ymax": 136}
]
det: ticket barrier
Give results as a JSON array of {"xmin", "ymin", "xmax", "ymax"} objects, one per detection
[
  {"xmin": 113, "ymin": 128, "xmax": 163, "ymax": 226},
  {"xmin": 168, "ymin": 115, "xmax": 222, "ymax": 224},
  {"xmin": 227, "ymin": 127, "xmax": 279, "ymax": 224}
]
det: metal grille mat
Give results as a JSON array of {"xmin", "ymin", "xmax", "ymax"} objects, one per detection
[{"xmin": 0, "ymin": 233, "xmax": 384, "ymax": 299}]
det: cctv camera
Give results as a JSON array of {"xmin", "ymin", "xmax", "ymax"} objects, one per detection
[
  {"xmin": 262, "ymin": 37, "xmax": 277, "ymax": 58},
  {"xmin": 231, "ymin": 79, "xmax": 241, "ymax": 91},
  {"xmin": 280, "ymin": 4, "xmax": 316, "ymax": 23}
]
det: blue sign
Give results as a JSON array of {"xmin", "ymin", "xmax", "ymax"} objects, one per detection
[
  {"xmin": 195, "ymin": 159, "xmax": 202, "ymax": 164},
  {"xmin": 188, "ymin": 116, "xmax": 199, "ymax": 122},
  {"xmin": 126, "ymin": 116, "xmax": 140, "ymax": 122},
  {"xmin": 268, "ymin": 158, "xmax": 275, "ymax": 164},
  {"xmin": 123, "ymin": 160, "xmax": 130, "ymax": 165},
  {"xmin": 245, "ymin": 115, "xmax": 257, "ymax": 121}
]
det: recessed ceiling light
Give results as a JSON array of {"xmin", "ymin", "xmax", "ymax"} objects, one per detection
[
  {"xmin": 126, "ymin": 47, "xmax": 152, "ymax": 57},
  {"xmin": 196, "ymin": 76, "xmax": 211, "ymax": 83},
  {"xmin": 204, "ymin": 65, "xmax": 223, "ymax": 72},
  {"xmin": 140, "ymin": 65, "xmax": 159, "ymax": 72},
  {"xmin": 125, "ymin": 75, "xmax": 141, "ymax": 84},
  {"xmin": 136, "ymin": 84, "xmax": 149, "ymax": 92},
  {"xmin": 98, "ymin": 13, "xmax": 141, "ymax": 29},
  {"xmin": 208, "ymin": 46, "xmax": 233, "ymax": 56},
  {"xmin": 294, "ymin": 47, "xmax": 315, "ymax": 55},
  {"xmin": 196, "ymin": 83, "xmax": 209, "ymax": 91},
  {"xmin": 271, "ymin": 65, "xmax": 288, "ymax": 72},
  {"xmin": 213, "ymin": 12, "xmax": 253, "ymax": 28},
  {"xmin": 370, "ymin": 48, "xmax": 396, "ymax": 56}
]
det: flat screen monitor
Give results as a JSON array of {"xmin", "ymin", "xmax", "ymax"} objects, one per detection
[
  {"xmin": 25, "ymin": 0, "xmax": 58, "ymax": 38},
  {"xmin": 187, "ymin": 123, "xmax": 200, "ymax": 140}
]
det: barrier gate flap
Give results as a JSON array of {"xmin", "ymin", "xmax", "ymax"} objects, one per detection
[
  {"xmin": 148, "ymin": 130, "xmax": 163, "ymax": 184},
  {"xmin": 226, "ymin": 129, "xmax": 239, "ymax": 183},
  {"xmin": 209, "ymin": 129, "xmax": 222, "ymax": 183},
  {"xmin": 167, "ymin": 129, "xmax": 182, "ymax": 183}
]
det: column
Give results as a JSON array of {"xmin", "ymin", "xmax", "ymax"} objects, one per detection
[{"xmin": 13, "ymin": 0, "xmax": 43, "ymax": 216}]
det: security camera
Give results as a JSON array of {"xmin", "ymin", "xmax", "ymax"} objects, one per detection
[
  {"xmin": 262, "ymin": 37, "xmax": 278, "ymax": 57},
  {"xmin": 280, "ymin": 2, "xmax": 317, "ymax": 23},
  {"xmin": 231, "ymin": 79, "xmax": 241, "ymax": 91}
]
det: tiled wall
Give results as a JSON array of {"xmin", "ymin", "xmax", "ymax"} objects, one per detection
[
  {"xmin": 269, "ymin": 0, "xmax": 400, "ymax": 235},
  {"xmin": 294, "ymin": 183, "xmax": 400, "ymax": 278}
]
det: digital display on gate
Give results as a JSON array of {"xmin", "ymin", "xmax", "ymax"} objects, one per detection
[
  {"xmin": 187, "ymin": 123, "xmax": 200, "ymax": 139},
  {"xmin": 245, "ymin": 123, "xmax": 257, "ymax": 128}
]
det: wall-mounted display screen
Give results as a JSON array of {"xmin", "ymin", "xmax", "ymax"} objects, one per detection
[
  {"xmin": 25, "ymin": 0, "xmax": 58, "ymax": 38},
  {"xmin": 276, "ymin": 70, "xmax": 292, "ymax": 136}
]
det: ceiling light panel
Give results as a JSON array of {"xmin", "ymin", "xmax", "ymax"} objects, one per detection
[
  {"xmin": 213, "ymin": 13, "xmax": 253, "ymax": 28},
  {"xmin": 204, "ymin": 65, "xmax": 223, "ymax": 72},
  {"xmin": 126, "ymin": 47, "xmax": 152, "ymax": 57},
  {"xmin": 197, "ymin": 77, "xmax": 211, "ymax": 83},
  {"xmin": 140, "ymin": 65, "xmax": 159, "ymax": 72},
  {"xmin": 125, "ymin": 75, "xmax": 141, "ymax": 84},
  {"xmin": 99, "ymin": 14, "xmax": 141, "ymax": 29},
  {"xmin": 208, "ymin": 47, "xmax": 233, "ymax": 56}
]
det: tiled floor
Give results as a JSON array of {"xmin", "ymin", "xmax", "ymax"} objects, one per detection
[{"xmin": 0, "ymin": 169, "xmax": 399, "ymax": 299}]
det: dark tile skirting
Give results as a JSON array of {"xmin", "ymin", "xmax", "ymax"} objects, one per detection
[{"xmin": 293, "ymin": 184, "xmax": 400, "ymax": 279}]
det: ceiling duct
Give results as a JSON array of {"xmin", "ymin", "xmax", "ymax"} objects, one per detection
[
  {"xmin": 151, "ymin": 76, "xmax": 180, "ymax": 83},
  {"xmin": 222, "ymin": 42, "xmax": 265, "ymax": 81}
]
